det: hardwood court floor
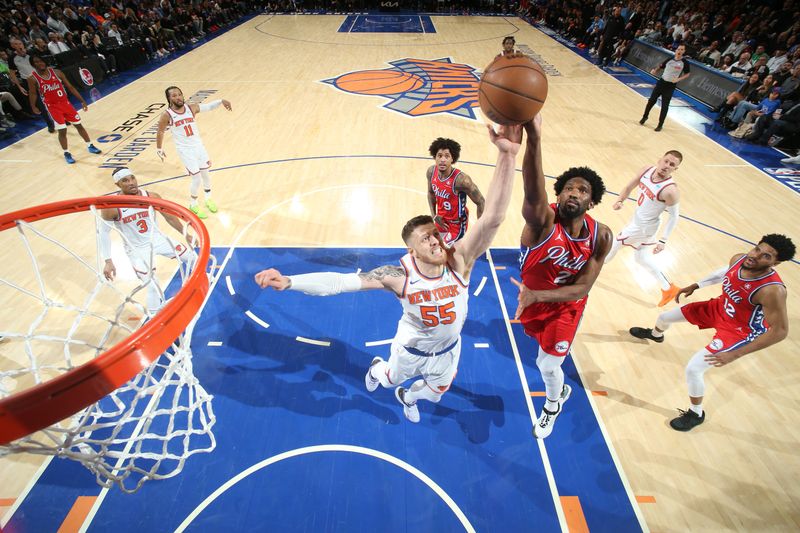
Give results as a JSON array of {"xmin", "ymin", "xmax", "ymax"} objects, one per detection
[{"xmin": 1, "ymin": 14, "xmax": 799, "ymax": 531}]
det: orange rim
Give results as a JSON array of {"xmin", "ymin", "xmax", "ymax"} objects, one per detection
[{"xmin": 0, "ymin": 196, "xmax": 210, "ymax": 445}]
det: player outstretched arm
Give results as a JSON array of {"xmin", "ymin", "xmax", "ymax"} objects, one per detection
[
  {"xmin": 520, "ymin": 116, "xmax": 554, "ymax": 240},
  {"xmin": 56, "ymin": 69, "xmax": 87, "ymax": 110},
  {"xmin": 612, "ymin": 167, "xmax": 649, "ymax": 210},
  {"xmin": 673, "ymin": 253, "xmax": 743, "ymax": 302},
  {"xmin": 510, "ymin": 225, "xmax": 613, "ymax": 317},
  {"xmin": 190, "ymin": 99, "xmax": 232, "ymax": 114},
  {"xmin": 454, "ymin": 172, "xmax": 486, "ymax": 218},
  {"xmin": 26, "ymin": 76, "xmax": 39, "ymax": 114},
  {"xmin": 255, "ymin": 264, "xmax": 406, "ymax": 297},
  {"xmin": 450, "ymin": 123, "xmax": 522, "ymax": 277}
]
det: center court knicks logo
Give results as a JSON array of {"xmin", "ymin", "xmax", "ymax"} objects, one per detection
[{"xmin": 322, "ymin": 58, "xmax": 481, "ymax": 120}]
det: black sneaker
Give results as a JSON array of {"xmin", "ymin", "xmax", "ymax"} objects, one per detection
[
  {"xmin": 629, "ymin": 327, "xmax": 664, "ymax": 342},
  {"xmin": 639, "ymin": 117, "xmax": 646, "ymax": 125},
  {"xmin": 669, "ymin": 408, "xmax": 705, "ymax": 431},
  {"xmin": 655, "ymin": 124, "xmax": 663, "ymax": 132}
]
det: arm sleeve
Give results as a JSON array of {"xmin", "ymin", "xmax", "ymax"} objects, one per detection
[
  {"xmin": 697, "ymin": 266, "xmax": 728, "ymax": 288},
  {"xmin": 99, "ymin": 220, "xmax": 112, "ymax": 261},
  {"xmin": 287, "ymin": 272, "xmax": 362, "ymax": 296},
  {"xmin": 198, "ymin": 99, "xmax": 221, "ymax": 112},
  {"xmin": 659, "ymin": 203, "xmax": 679, "ymax": 242}
]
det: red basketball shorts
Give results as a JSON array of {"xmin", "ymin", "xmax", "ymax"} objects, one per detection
[
  {"xmin": 521, "ymin": 302, "xmax": 585, "ymax": 357},
  {"xmin": 680, "ymin": 300, "xmax": 754, "ymax": 353},
  {"xmin": 46, "ymin": 101, "xmax": 80, "ymax": 129}
]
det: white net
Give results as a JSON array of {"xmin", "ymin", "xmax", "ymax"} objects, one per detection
[{"xmin": 0, "ymin": 198, "xmax": 216, "ymax": 493}]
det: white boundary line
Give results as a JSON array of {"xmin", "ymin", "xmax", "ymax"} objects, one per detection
[
  {"xmin": 245, "ymin": 310, "xmax": 270, "ymax": 329},
  {"xmin": 485, "ymin": 250, "xmax": 567, "ymax": 532},
  {"xmin": 473, "ymin": 343, "xmax": 489, "ymax": 348},
  {"xmin": 365, "ymin": 338, "xmax": 393, "ymax": 347},
  {"xmin": 207, "ymin": 341, "xmax": 223, "ymax": 347},
  {"xmin": 225, "ymin": 275, "xmax": 235, "ymax": 295},
  {"xmin": 295, "ymin": 336, "xmax": 330, "ymax": 347},
  {"xmin": 569, "ymin": 354, "xmax": 650, "ymax": 532},
  {"xmin": 174, "ymin": 444, "xmax": 475, "ymax": 532},
  {"xmin": 472, "ymin": 276, "xmax": 487, "ymax": 296},
  {"xmin": 0, "ymin": 456, "xmax": 54, "ymax": 528}
]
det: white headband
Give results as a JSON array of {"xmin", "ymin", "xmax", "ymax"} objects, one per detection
[{"xmin": 113, "ymin": 168, "xmax": 134, "ymax": 183}]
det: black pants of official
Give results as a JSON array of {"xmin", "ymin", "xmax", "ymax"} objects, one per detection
[{"xmin": 642, "ymin": 79, "xmax": 676, "ymax": 127}]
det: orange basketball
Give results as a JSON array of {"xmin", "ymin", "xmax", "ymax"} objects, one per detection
[
  {"xmin": 334, "ymin": 70, "xmax": 425, "ymax": 95},
  {"xmin": 479, "ymin": 55, "xmax": 548, "ymax": 124}
]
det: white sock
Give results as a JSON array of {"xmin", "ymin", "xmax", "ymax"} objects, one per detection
[
  {"xmin": 190, "ymin": 173, "xmax": 201, "ymax": 198},
  {"xmin": 371, "ymin": 360, "xmax": 392, "ymax": 388},
  {"xmin": 690, "ymin": 404, "xmax": 703, "ymax": 416},
  {"xmin": 651, "ymin": 328, "xmax": 664, "ymax": 338},
  {"xmin": 200, "ymin": 168, "xmax": 212, "ymax": 189},
  {"xmin": 190, "ymin": 196, "xmax": 199, "ymax": 207},
  {"xmin": 85, "ymin": 141, "xmax": 93, "ymax": 147},
  {"xmin": 544, "ymin": 398, "xmax": 559, "ymax": 412},
  {"xmin": 204, "ymin": 188, "xmax": 212, "ymax": 200}
]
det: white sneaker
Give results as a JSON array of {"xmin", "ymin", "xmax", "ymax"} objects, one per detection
[
  {"xmin": 365, "ymin": 357, "xmax": 382, "ymax": 392},
  {"xmin": 533, "ymin": 384, "xmax": 571, "ymax": 439},
  {"xmin": 781, "ymin": 154, "xmax": 800, "ymax": 164},
  {"xmin": 395, "ymin": 387, "xmax": 420, "ymax": 423}
]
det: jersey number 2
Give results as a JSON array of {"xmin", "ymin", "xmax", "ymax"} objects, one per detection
[
  {"xmin": 420, "ymin": 302, "xmax": 456, "ymax": 327},
  {"xmin": 136, "ymin": 219, "xmax": 149, "ymax": 234}
]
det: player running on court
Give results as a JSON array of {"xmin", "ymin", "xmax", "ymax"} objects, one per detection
[
  {"xmin": 99, "ymin": 167, "xmax": 198, "ymax": 316},
  {"xmin": 156, "ymin": 86, "xmax": 232, "ymax": 219},
  {"xmin": 511, "ymin": 118, "xmax": 613, "ymax": 439},
  {"xmin": 27, "ymin": 54, "xmax": 102, "ymax": 164},
  {"xmin": 426, "ymin": 137, "xmax": 485, "ymax": 246},
  {"xmin": 255, "ymin": 124, "xmax": 522, "ymax": 423},
  {"xmin": 629, "ymin": 235, "xmax": 794, "ymax": 431},
  {"xmin": 605, "ymin": 150, "xmax": 683, "ymax": 306}
]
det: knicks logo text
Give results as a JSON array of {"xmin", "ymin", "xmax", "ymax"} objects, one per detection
[
  {"xmin": 322, "ymin": 58, "xmax": 481, "ymax": 120},
  {"xmin": 407, "ymin": 284, "xmax": 460, "ymax": 304}
]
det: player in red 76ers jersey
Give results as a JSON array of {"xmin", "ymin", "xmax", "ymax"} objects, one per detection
[
  {"xmin": 630, "ymin": 234, "xmax": 794, "ymax": 432},
  {"xmin": 510, "ymin": 116, "xmax": 613, "ymax": 439},
  {"xmin": 27, "ymin": 55, "xmax": 102, "ymax": 165},
  {"xmin": 426, "ymin": 137, "xmax": 485, "ymax": 247},
  {"xmin": 255, "ymin": 125, "xmax": 522, "ymax": 424}
]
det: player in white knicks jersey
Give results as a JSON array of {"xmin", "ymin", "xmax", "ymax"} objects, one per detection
[
  {"xmin": 605, "ymin": 150, "xmax": 683, "ymax": 306},
  {"xmin": 99, "ymin": 167, "xmax": 198, "ymax": 315},
  {"xmin": 255, "ymin": 124, "xmax": 522, "ymax": 423},
  {"xmin": 156, "ymin": 86, "xmax": 232, "ymax": 219}
]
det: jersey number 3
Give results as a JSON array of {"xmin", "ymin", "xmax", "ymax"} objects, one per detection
[
  {"xmin": 136, "ymin": 219, "xmax": 149, "ymax": 234},
  {"xmin": 420, "ymin": 302, "xmax": 456, "ymax": 327}
]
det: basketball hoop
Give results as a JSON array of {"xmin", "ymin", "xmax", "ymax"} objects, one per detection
[{"xmin": 0, "ymin": 196, "xmax": 216, "ymax": 492}]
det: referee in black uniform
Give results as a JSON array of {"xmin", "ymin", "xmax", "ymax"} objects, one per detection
[{"xmin": 639, "ymin": 44, "xmax": 691, "ymax": 131}]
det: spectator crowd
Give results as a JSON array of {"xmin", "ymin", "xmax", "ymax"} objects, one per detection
[
  {"xmin": 521, "ymin": 0, "xmax": 800, "ymax": 151},
  {"xmin": 0, "ymin": 0, "xmax": 257, "ymax": 139}
]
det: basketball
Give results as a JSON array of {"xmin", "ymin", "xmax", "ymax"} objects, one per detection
[
  {"xmin": 478, "ymin": 55, "xmax": 548, "ymax": 124},
  {"xmin": 334, "ymin": 70, "xmax": 424, "ymax": 95}
]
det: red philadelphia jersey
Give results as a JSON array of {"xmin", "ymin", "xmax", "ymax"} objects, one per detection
[
  {"xmin": 682, "ymin": 256, "xmax": 784, "ymax": 352},
  {"xmin": 431, "ymin": 167, "xmax": 468, "ymax": 241},
  {"xmin": 517, "ymin": 205, "xmax": 598, "ymax": 355},
  {"xmin": 31, "ymin": 68, "xmax": 69, "ymax": 108}
]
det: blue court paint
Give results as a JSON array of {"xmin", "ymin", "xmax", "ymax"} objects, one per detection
[
  {"xmin": 7, "ymin": 247, "xmax": 642, "ymax": 532},
  {"xmin": 340, "ymin": 15, "xmax": 435, "ymax": 33}
]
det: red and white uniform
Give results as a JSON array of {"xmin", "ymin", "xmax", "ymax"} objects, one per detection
[
  {"xmin": 616, "ymin": 166, "xmax": 676, "ymax": 248},
  {"xmin": 385, "ymin": 253, "xmax": 469, "ymax": 390},
  {"xmin": 166, "ymin": 106, "xmax": 210, "ymax": 175},
  {"xmin": 518, "ymin": 204, "xmax": 599, "ymax": 356},
  {"xmin": 112, "ymin": 190, "xmax": 192, "ymax": 278},
  {"xmin": 431, "ymin": 166, "xmax": 468, "ymax": 246},
  {"xmin": 680, "ymin": 256, "xmax": 784, "ymax": 353},
  {"xmin": 31, "ymin": 67, "xmax": 80, "ymax": 129}
]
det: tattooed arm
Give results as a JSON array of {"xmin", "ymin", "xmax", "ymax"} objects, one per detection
[
  {"xmin": 455, "ymin": 172, "xmax": 486, "ymax": 218},
  {"xmin": 255, "ymin": 264, "xmax": 406, "ymax": 296}
]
